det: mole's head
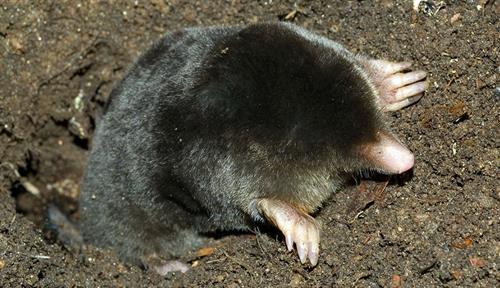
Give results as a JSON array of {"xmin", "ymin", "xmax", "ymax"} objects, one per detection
[{"xmin": 194, "ymin": 23, "xmax": 413, "ymax": 175}]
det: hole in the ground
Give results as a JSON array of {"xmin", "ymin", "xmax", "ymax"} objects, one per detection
[
  {"xmin": 10, "ymin": 181, "xmax": 45, "ymax": 223},
  {"xmin": 73, "ymin": 136, "xmax": 89, "ymax": 150},
  {"xmin": 9, "ymin": 150, "xmax": 46, "ymax": 224}
]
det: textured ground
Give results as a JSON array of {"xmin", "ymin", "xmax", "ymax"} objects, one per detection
[{"xmin": 0, "ymin": 1, "xmax": 498, "ymax": 287}]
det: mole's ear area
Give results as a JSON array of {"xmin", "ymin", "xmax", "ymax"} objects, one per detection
[{"xmin": 359, "ymin": 131, "xmax": 414, "ymax": 174}]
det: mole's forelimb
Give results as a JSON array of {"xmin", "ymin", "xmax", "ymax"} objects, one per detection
[
  {"xmin": 358, "ymin": 58, "xmax": 428, "ymax": 112},
  {"xmin": 257, "ymin": 199, "xmax": 320, "ymax": 266}
]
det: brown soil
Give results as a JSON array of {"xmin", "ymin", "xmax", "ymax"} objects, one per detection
[{"xmin": 0, "ymin": 1, "xmax": 498, "ymax": 287}]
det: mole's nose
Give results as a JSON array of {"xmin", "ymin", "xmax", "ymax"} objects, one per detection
[
  {"xmin": 378, "ymin": 140, "xmax": 414, "ymax": 174},
  {"xmin": 361, "ymin": 131, "xmax": 415, "ymax": 174}
]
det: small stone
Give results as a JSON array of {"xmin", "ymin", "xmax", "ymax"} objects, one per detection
[
  {"xmin": 475, "ymin": 79, "xmax": 486, "ymax": 89},
  {"xmin": 0, "ymin": 258, "xmax": 5, "ymax": 269},
  {"xmin": 325, "ymin": 254, "xmax": 335, "ymax": 266},
  {"xmin": 21, "ymin": 181, "xmax": 40, "ymax": 197},
  {"xmin": 290, "ymin": 273, "xmax": 304, "ymax": 287},
  {"xmin": 8, "ymin": 37, "xmax": 24, "ymax": 54},
  {"xmin": 214, "ymin": 275, "xmax": 224, "ymax": 283},
  {"xmin": 68, "ymin": 116, "xmax": 89, "ymax": 139},
  {"xmin": 494, "ymin": 87, "xmax": 500, "ymax": 101},
  {"xmin": 391, "ymin": 274, "xmax": 402, "ymax": 288},
  {"xmin": 26, "ymin": 274, "xmax": 37, "ymax": 285},
  {"xmin": 117, "ymin": 263, "xmax": 126, "ymax": 273},
  {"xmin": 450, "ymin": 13, "xmax": 461, "ymax": 24},
  {"xmin": 47, "ymin": 179, "xmax": 79, "ymax": 199},
  {"xmin": 451, "ymin": 270, "xmax": 461, "ymax": 280},
  {"xmin": 469, "ymin": 257, "xmax": 486, "ymax": 268}
]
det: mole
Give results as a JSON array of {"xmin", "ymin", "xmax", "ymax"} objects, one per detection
[{"xmin": 79, "ymin": 22, "xmax": 427, "ymax": 274}]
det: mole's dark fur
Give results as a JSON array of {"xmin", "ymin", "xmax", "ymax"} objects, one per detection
[{"xmin": 80, "ymin": 22, "xmax": 387, "ymax": 265}]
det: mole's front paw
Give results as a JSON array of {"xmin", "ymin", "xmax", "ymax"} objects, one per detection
[
  {"xmin": 285, "ymin": 210, "xmax": 320, "ymax": 266},
  {"xmin": 257, "ymin": 199, "xmax": 320, "ymax": 266},
  {"xmin": 363, "ymin": 59, "xmax": 428, "ymax": 111}
]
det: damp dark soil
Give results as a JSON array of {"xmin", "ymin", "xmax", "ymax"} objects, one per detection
[{"xmin": 0, "ymin": 1, "xmax": 498, "ymax": 287}]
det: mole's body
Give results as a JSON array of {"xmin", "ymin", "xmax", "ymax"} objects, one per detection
[{"xmin": 80, "ymin": 22, "xmax": 426, "ymax": 273}]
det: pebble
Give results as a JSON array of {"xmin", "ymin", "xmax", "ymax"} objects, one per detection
[
  {"xmin": 21, "ymin": 181, "xmax": 40, "ymax": 197},
  {"xmin": 8, "ymin": 36, "xmax": 24, "ymax": 54},
  {"xmin": 494, "ymin": 87, "xmax": 500, "ymax": 101},
  {"xmin": 289, "ymin": 273, "xmax": 304, "ymax": 287},
  {"xmin": 450, "ymin": 13, "xmax": 461, "ymax": 24}
]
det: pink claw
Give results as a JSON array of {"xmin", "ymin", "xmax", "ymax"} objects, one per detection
[
  {"xmin": 360, "ymin": 58, "xmax": 428, "ymax": 112},
  {"xmin": 257, "ymin": 199, "xmax": 321, "ymax": 266}
]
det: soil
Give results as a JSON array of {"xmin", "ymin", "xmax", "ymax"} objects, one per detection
[{"xmin": 0, "ymin": 0, "xmax": 498, "ymax": 287}]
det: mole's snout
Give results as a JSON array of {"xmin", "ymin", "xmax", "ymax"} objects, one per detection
[{"xmin": 361, "ymin": 131, "xmax": 415, "ymax": 174}]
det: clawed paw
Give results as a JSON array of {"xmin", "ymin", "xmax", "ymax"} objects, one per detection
[
  {"xmin": 283, "ymin": 212, "xmax": 320, "ymax": 266},
  {"xmin": 364, "ymin": 59, "xmax": 428, "ymax": 111},
  {"xmin": 257, "ymin": 199, "xmax": 320, "ymax": 266}
]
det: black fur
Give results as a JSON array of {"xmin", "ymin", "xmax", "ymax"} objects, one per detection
[{"xmin": 80, "ymin": 22, "xmax": 385, "ymax": 265}]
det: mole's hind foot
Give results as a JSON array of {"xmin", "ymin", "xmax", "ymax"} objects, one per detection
[
  {"xmin": 153, "ymin": 260, "xmax": 190, "ymax": 275},
  {"xmin": 143, "ymin": 254, "xmax": 190, "ymax": 275},
  {"xmin": 257, "ymin": 199, "xmax": 320, "ymax": 266}
]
